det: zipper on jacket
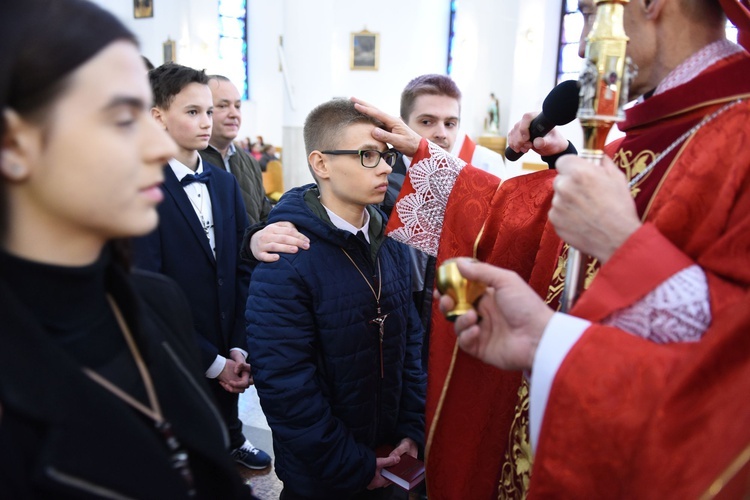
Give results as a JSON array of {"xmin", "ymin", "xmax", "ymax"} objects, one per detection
[
  {"xmin": 162, "ymin": 341, "xmax": 230, "ymax": 448},
  {"xmin": 379, "ymin": 326, "xmax": 384, "ymax": 378},
  {"xmin": 375, "ymin": 351, "xmax": 383, "ymax": 446},
  {"xmin": 46, "ymin": 467, "xmax": 134, "ymax": 500}
]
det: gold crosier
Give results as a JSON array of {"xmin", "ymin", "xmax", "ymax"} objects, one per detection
[
  {"xmin": 499, "ymin": 1, "xmax": 634, "ymax": 497},
  {"xmin": 560, "ymin": 0, "xmax": 634, "ymax": 313}
]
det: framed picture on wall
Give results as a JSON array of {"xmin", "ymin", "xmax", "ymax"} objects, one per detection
[
  {"xmin": 350, "ymin": 30, "xmax": 379, "ymax": 71},
  {"xmin": 133, "ymin": 0, "xmax": 153, "ymax": 19},
  {"xmin": 162, "ymin": 38, "xmax": 176, "ymax": 64}
]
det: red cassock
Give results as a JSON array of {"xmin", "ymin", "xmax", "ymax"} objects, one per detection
[{"xmin": 387, "ymin": 51, "xmax": 750, "ymax": 498}]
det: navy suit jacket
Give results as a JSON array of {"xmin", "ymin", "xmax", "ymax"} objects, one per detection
[{"xmin": 132, "ymin": 162, "xmax": 251, "ymax": 370}]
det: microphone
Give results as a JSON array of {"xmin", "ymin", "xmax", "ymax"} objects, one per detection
[{"xmin": 505, "ymin": 80, "xmax": 580, "ymax": 162}]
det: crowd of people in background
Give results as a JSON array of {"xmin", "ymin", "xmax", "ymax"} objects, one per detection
[{"xmin": 237, "ymin": 136, "xmax": 279, "ymax": 173}]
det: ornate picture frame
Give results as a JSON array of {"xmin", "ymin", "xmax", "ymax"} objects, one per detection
[
  {"xmin": 134, "ymin": 0, "xmax": 153, "ymax": 19},
  {"xmin": 350, "ymin": 30, "xmax": 379, "ymax": 71}
]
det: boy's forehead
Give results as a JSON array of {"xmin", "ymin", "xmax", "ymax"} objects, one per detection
[
  {"xmin": 409, "ymin": 94, "xmax": 460, "ymax": 121},
  {"xmin": 171, "ymin": 82, "xmax": 213, "ymax": 107},
  {"xmin": 337, "ymin": 122, "xmax": 384, "ymax": 149}
]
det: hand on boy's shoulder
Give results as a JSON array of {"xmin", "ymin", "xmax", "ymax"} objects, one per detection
[{"xmin": 251, "ymin": 221, "xmax": 310, "ymax": 262}]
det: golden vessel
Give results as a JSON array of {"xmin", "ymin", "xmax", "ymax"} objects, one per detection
[{"xmin": 436, "ymin": 258, "xmax": 487, "ymax": 321}]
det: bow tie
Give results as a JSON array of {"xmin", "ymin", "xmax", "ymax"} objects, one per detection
[{"xmin": 180, "ymin": 169, "xmax": 212, "ymax": 186}]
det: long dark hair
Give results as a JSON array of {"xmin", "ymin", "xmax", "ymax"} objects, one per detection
[{"xmin": 0, "ymin": 0, "xmax": 137, "ymax": 264}]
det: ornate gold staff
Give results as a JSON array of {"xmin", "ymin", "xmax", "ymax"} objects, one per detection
[{"xmin": 560, "ymin": 0, "xmax": 636, "ymax": 313}]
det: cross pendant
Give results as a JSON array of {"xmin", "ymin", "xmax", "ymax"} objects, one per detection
[{"xmin": 370, "ymin": 308, "xmax": 388, "ymax": 378}]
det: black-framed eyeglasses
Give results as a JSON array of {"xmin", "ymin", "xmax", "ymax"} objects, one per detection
[{"xmin": 321, "ymin": 148, "xmax": 398, "ymax": 168}]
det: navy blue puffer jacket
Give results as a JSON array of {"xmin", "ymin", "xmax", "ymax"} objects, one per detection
[{"xmin": 246, "ymin": 185, "xmax": 426, "ymax": 498}]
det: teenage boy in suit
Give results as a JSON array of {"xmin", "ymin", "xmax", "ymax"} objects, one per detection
[{"xmin": 132, "ymin": 63, "xmax": 271, "ymax": 470}]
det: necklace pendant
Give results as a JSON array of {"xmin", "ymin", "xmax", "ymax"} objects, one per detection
[
  {"xmin": 155, "ymin": 420, "xmax": 196, "ymax": 496},
  {"xmin": 156, "ymin": 420, "xmax": 179, "ymax": 451}
]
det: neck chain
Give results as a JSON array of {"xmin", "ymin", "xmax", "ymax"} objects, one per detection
[
  {"xmin": 83, "ymin": 295, "xmax": 196, "ymax": 496},
  {"xmin": 341, "ymin": 249, "xmax": 387, "ymax": 378},
  {"xmin": 186, "ymin": 184, "xmax": 212, "ymax": 236},
  {"xmin": 629, "ymin": 98, "xmax": 744, "ymax": 189}
]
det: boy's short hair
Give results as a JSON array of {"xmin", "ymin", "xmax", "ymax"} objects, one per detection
[
  {"xmin": 400, "ymin": 74, "xmax": 462, "ymax": 122},
  {"xmin": 149, "ymin": 63, "xmax": 209, "ymax": 109},
  {"xmin": 303, "ymin": 99, "xmax": 384, "ymax": 157}
]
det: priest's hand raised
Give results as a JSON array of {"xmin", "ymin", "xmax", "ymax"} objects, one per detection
[
  {"xmin": 551, "ymin": 154, "xmax": 641, "ymax": 263},
  {"xmin": 507, "ymin": 111, "xmax": 569, "ymax": 157},
  {"xmin": 437, "ymin": 259, "xmax": 554, "ymax": 372},
  {"xmin": 351, "ymin": 97, "xmax": 422, "ymax": 157}
]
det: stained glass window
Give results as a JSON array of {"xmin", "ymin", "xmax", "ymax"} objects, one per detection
[
  {"xmin": 447, "ymin": 0, "xmax": 457, "ymax": 75},
  {"xmin": 218, "ymin": 0, "xmax": 248, "ymax": 100}
]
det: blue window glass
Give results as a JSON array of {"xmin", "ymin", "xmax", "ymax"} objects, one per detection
[
  {"xmin": 218, "ymin": 0, "xmax": 248, "ymax": 100},
  {"xmin": 447, "ymin": 0, "xmax": 457, "ymax": 75}
]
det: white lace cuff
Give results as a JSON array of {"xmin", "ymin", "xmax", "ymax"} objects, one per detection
[
  {"xmin": 603, "ymin": 265, "xmax": 711, "ymax": 343},
  {"xmin": 389, "ymin": 142, "xmax": 467, "ymax": 257}
]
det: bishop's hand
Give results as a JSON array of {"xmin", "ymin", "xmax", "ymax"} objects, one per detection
[
  {"xmin": 551, "ymin": 154, "xmax": 641, "ymax": 263},
  {"xmin": 437, "ymin": 259, "xmax": 553, "ymax": 372}
]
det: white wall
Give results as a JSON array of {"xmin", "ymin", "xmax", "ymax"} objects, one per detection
[{"xmin": 92, "ymin": 0, "xmax": 574, "ymax": 183}]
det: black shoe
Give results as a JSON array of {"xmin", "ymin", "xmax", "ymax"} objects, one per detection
[{"xmin": 231, "ymin": 440, "xmax": 272, "ymax": 470}]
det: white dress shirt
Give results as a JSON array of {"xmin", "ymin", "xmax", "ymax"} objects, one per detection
[{"xmin": 168, "ymin": 156, "xmax": 216, "ymax": 257}]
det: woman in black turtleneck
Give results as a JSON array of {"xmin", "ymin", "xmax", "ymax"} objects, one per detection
[{"xmin": 0, "ymin": 1, "xmax": 253, "ymax": 498}]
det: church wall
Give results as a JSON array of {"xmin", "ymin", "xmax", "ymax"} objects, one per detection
[{"xmin": 92, "ymin": 0, "xmax": 573, "ymax": 185}]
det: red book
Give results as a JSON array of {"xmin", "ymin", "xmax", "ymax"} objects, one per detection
[{"xmin": 381, "ymin": 453, "xmax": 425, "ymax": 491}]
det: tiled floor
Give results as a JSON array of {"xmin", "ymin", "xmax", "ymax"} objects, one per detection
[{"xmin": 236, "ymin": 386, "xmax": 284, "ymax": 499}]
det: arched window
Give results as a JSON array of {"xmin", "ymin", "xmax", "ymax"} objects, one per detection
[
  {"xmin": 218, "ymin": 0, "xmax": 248, "ymax": 100},
  {"xmin": 556, "ymin": 0, "xmax": 584, "ymax": 85}
]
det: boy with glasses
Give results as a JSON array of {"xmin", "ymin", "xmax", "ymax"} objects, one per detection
[{"xmin": 245, "ymin": 99, "xmax": 426, "ymax": 499}]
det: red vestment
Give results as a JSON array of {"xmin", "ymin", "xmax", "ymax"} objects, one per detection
[
  {"xmin": 387, "ymin": 52, "xmax": 750, "ymax": 498},
  {"xmin": 530, "ymin": 291, "xmax": 750, "ymax": 498}
]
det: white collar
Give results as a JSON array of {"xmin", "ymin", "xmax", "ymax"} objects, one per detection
[
  {"xmin": 168, "ymin": 155, "xmax": 205, "ymax": 181},
  {"xmin": 322, "ymin": 205, "xmax": 371, "ymax": 243},
  {"xmin": 655, "ymin": 39, "xmax": 744, "ymax": 96}
]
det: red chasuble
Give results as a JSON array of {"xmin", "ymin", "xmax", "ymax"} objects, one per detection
[
  {"xmin": 427, "ymin": 169, "xmax": 556, "ymax": 500},
  {"xmin": 388, "ymin": 52, "xmax": 750, "ymax": 499},
  {"xmin": 387, "ymin": 138, "xmax": 557, "ymax": 499},
  {"xmin": 530, "ymin": 292, "xmax": 750, "ymax": 499},
  {"xmin": 529, "ymin": 51, "xmax": 750, "ymax": 498}
]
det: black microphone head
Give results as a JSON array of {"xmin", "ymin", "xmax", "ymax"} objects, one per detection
[{"xmin": 541, "ymin": 80, "xmax": 579, "ymax": 126}]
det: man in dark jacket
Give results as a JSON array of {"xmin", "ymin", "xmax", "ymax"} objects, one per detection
[
  {"xmin": 200, "ymin": 75, "xmax": 272, "ymax": 225},
  {"xmin": 246, "ymin": 99, "xmax": 426, "ymax": 499}
]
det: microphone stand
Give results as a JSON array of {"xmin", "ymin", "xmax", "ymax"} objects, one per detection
[{"xmin": 560, "ymin": 0, "xmax": 636, "ymax": 313}]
